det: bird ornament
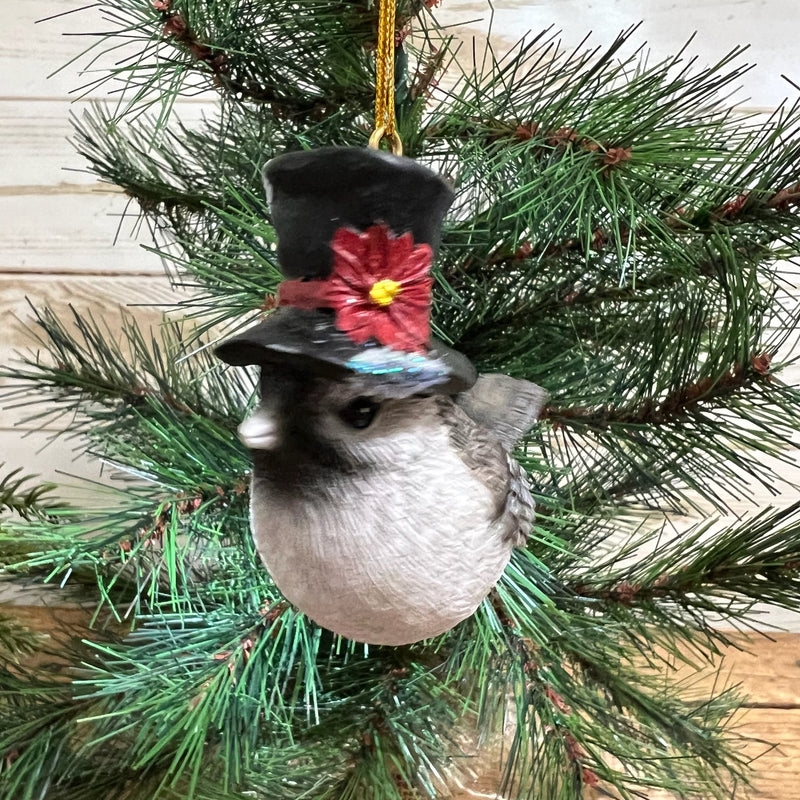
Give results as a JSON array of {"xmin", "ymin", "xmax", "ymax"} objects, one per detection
[{"xmin": 215, "ymin": 147, "xmax": 546, "ymax": 645}]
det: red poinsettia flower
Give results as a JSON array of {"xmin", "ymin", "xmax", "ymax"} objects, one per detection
[{"xmin": 278, "ymin": 224, "xmax": 434, "ymax": 354}]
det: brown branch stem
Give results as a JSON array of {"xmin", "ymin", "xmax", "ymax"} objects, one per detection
[{"xmin": 542, "ymin": 357, "xmax": 772, "ymax": 427}]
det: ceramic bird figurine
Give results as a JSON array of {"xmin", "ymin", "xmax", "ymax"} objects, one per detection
[{"xmin": 216, "ymin": 147, "xmax": 546, "ymax": 645}]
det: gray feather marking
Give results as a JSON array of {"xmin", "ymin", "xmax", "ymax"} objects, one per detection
[
  {"xmin": 456, "ymin": 373, "xmax": 548, "ymax": 451},
  {"xmin": 505, "ymin": 455, "xmax": 535, "ymax": 547},
  {"xmin": 436, "ymin": 397, "xmax": 534, "ymax": 546}
]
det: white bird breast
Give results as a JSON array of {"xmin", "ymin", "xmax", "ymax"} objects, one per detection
[{"xmin": 246, "ymin": 413, "xmax": 513, "ymax": 646}]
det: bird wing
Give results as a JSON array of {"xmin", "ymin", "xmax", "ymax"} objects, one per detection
[
  {"xmin": 437, "ymin": 398, "xmax": 535, "ymax": 547},
  {"xmin": 455, "ymin": 373, "xmax": 548, "ymax": 451}
]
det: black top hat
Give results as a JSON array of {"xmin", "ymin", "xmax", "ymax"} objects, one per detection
[{"xmin": 214, "ymin": 147, "xmax": 476, "ymax": 396}]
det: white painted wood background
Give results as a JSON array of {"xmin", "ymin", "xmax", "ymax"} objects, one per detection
[{"xmin": 1, "ymin": 0, "xmax": 799, "ymax": 625}]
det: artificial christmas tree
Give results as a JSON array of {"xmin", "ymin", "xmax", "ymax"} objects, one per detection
[{"xmin": 1, "ymin": 1, "xmax": 800, "ymax": 798}]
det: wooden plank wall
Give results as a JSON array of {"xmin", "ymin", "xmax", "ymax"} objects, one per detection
[
  {"xmin": 1, "ymin": 2, "xmax": 800, "ymax": 797},
  {"xmin": 1, "ymin": 0, "xmax": 171, "ymax": 491}
]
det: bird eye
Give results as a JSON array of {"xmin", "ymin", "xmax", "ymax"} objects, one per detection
[{"xmin": 339, "ymin": 396, "xmax": 380, "ymax": 429}]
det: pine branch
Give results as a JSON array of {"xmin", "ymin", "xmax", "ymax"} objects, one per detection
[
  {"xmin": 0, "ymin": 482, "xmax": 256, "ymax": 616},
  {"xmin": 0, "ymin": 616, "xmax": 41, "ymax": 659},
  {"xmin": 0, "ymin": 467, "xmax": 57, "ymax": 521},
  {"xmin": 0, "ymin": 619, "xmax": 128, "ymax": 800},
  {"xmin": 572, "ymin": 502, "xmax": 800, "ymax": 622},
  {"xmin": 446, "ymin": 587, "xmax": 751, "ymax": 800},
  {"xmin": 50, "ymin": 0, "xmax": 435, "ymax": 124},
  {"xmin": 3, "ymin": 305, "xmax": 252, "ymax": 428}
]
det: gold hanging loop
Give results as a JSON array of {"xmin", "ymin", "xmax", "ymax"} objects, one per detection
[
  {"xmin": 369, "ymin": 126, "xmax": 403, "ymax": 156},
  {"xmin": 370, "ymin": 0, "xmax": 402, "ymax": 155}
]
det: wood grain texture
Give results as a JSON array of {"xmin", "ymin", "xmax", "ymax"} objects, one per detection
[
  {"xmin": 0, "ymin": 272, "xmax": 197, "ymax": 438},
  {"xmin": 447, "ymin": 649, "xmax": 800, "ymax": 800},
  {"xmin": 737, "ymin": 708, "xmax": 800, "ymax": 799},
  {"xmin": 436, "ymin": 0, "xmax": 799, "ymax": 111},
  {"xmin": 0, "ymin": 100, "xmax": 90, "ymax": 187},
  {"xmin": 0, "ymin": 192, "xmax": 165, "ymax": 274},
  {"xmin": 631, "ymin": 708, "xmax": 800, "ymax": 800},
  {"xmin": 0, "ymin": 428, "xmax": 122, "ymax": 503},
  {"xmin": 4, "ymin": 0, "xmax": 796, "ymax": 109},
  {"xmin": 693, "ymin": 633, "xmax": 800, "ymax": 708},
  {"xmin": 0, "ymin": 273, "xmax": 173, "ymax": 351},
  {"xmin": 1, "ymin": 3, "xmax": 800, "ymax": 793},
  {"xmin": 0, "ymin": 99, "xmax": 210, "ymax": 189},
  {"xmin": 0, "ymin": 0, "xmax": 218, "ymax": 101}
]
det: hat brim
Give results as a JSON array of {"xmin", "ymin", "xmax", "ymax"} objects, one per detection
[{"xmin": 214, "ymin": 308, "xmax": 476, "ymax": 397}]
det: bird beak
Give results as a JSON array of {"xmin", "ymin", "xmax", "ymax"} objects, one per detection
[{"xmin": 238, "ymin": 406, "xmax": 282, "ymax": 451}]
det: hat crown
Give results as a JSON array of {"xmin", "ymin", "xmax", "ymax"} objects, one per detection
[{"xmin": 264, "ymin": 147, "xmax": 455, "ymax": 280}]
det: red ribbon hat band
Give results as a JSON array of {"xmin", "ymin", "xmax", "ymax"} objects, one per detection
[{"xmin": 277, "ymin": 224, "xmax": 434, "ymax": 355}]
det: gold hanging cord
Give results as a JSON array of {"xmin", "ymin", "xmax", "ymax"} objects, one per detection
[{"xmin": 369, "ymin": 0, "xmax": 403, "ymax": 155}]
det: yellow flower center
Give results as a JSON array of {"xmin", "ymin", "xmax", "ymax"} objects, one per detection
[{"xmin": 369, "ymin": 279, "xmax": 403, "ymax": 306}]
